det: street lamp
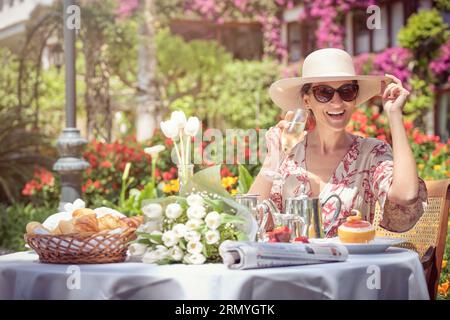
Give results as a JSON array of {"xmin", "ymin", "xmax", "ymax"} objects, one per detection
[
  {"xmin": 51, "ymin": 42, "xmax": 64, "ymax": 72},
  {"xmin": 53, "ymin": 0, "xmax": 89, "ymax": 210}
]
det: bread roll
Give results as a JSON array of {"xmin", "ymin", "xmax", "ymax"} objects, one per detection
[
  {"xmin": 73, "ymin": 214, "xmax": 99, "ymax": 233},
  {"xmin": 26, "ymin": 222, "xmax": 51, "ymax": 235},
  {"xmin": 58, "ymin": 220, "xmax": 77, "ymax": 234},
  {"xmin": 72, "ymin": 208, "xmax": 96, "ymax": 218}
]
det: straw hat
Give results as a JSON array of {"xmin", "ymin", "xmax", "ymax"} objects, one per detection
[{"xmin": 269, "ymin": 48, "xmax": 390, "ymax": 111}]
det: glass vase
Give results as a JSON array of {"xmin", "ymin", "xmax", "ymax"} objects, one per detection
[{"xmin": 177, "ymin": 164, "xmax": 194, "ymax": 194}]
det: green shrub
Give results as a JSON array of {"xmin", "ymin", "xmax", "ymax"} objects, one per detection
[
  {"xmin": 0, "ymin": 203, "xmax": 57, "ymax": 252},
  {"xmin": 398, "ymin": 9, "xmax": 449, "ymax": 56}
]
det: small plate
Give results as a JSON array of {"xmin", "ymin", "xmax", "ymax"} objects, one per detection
[{"xmin": 309, "ymin": 237, "xmax": 405, "ymax": 254}]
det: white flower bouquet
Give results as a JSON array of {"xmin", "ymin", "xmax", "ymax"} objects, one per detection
[{"xmin": 128, "ymin": 165, "xmax": 257, "ymax": 265}]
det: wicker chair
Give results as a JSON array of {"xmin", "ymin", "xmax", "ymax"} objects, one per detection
[{"xmin": 372, "ymin": 179, "xmax": 450, "ymax": 299}]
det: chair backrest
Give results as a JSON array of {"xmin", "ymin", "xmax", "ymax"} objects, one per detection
[{"xmin": 372, "ymin": 179, "xmax": 450, "ymax": 299}]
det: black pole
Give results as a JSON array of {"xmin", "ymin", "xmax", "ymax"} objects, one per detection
[{"xmin": 53, "ymin": 0, "xmax": 89, "ymax": 210}]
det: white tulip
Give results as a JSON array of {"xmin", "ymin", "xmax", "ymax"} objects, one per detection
[
  {"xmin": 149, "ymin": 230, "xmax": 163, "ymax": 244},
  {"xmin": 128, "ymin": 243, "xmax": 148, "ymax": 256},
  {"xmin": 205, "ymin": 230, "xmax": 220, "ymax": 244},
  {"xmin": 142, "ymin": 250, "xmax": 160, "ymax": 264},
  {"xmin": 184, "ymin": 253, "xmax": 206, "ymax": 265},
  {"xmin": 160, "ymin": 119, "xmax": 179, "ymax": 139},
  {"xmin": 137, "ymin": 221, "xmax": 162, "ymax": 234},
  {"xmin": 184, "ymin": 116, "xmax": 200, "ymax": 136},
  {"xmin": 187, "ymin": 205, "xmax": 206, "ymax": 219},
  {"xmin": 205, "ymin": 211, "xmax": 221, "ymax": 230},
  {"xmin": 171, "ymin": 110, "xmax": 187, "ymax": 129},
  {"xmin": 165, "ymin": 203, "xmax": 183, "ymax": 219},
  {"xmin": 169, "ymin": 246, "xmax": 184, "ymax": 261},
  {"xmin": 144, "ymin": 145, "xmax": 166, "ymax": 156},
  {"xmin": 162, "ymin": 230, "xmax": 179, "ymax": 247},
  {"xmin": 186, "ymin": 193, "xmax": 204, "ymax": 207},
  {"xmin": 185, "ymin": 219, "xmax": 203, "ymax": 231},
  {"xmin": 142, "ymin": 203, "xmax": 163, "ymax": 219},
  {"xmin": 154, "ymin": 245, "xmax": 170, "ymax": 260},
  {"xmin": 184, "ymin": 230, "xmax": 201, "ymax": 242},
  {"xmin": 187, "ymin": 241, "xmax": 203, "ymax": 254},
  {"xmin": 172, "ymin": 223, "xmax": 187, "ymax": 238}
]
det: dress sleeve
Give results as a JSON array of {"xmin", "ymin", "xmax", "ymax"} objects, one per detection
[{"xmin": 368, "ymin": 141, "xmax": 428, "ymax": 232}]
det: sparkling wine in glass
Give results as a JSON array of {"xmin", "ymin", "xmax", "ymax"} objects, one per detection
[{"xmin": 281, "ymin": 108, "xmax": 308, "ymax": 153}]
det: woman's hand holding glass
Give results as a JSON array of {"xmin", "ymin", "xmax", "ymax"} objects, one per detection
[{"xmin": 262, "ymin": 109, "xmax": 307, "ymax": 181}]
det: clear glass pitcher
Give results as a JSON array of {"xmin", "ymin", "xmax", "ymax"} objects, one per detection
[{"xmin": 235, "ymin": 194, "xmax": 269, "ymax": 242}]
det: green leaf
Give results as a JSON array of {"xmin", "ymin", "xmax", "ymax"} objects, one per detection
[
  {"xmin": 136, "ymin": 232, "xmax": 162, "ymax": 244},
  {"xmin": 237, "ymin": 164, "xmax": 254, "ymax": 194}
]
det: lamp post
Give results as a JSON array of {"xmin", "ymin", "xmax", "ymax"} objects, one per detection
[{"xmin": 53, "ymin": 0, "xmax": 89, "ymax": 210}]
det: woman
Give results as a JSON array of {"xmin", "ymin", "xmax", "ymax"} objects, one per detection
[{"xmin": 249, "ymin": 48, "xmax": 427, "ymax": 237}]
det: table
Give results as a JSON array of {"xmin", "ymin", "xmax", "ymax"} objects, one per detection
[{"xmin": 0, "ymin": 248, "xmax": 429, "ymax": 300}]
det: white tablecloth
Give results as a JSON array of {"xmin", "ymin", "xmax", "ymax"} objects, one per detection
[{"xmin": 0, "ymin": 248, "xmax": 429, "ymax": 300}]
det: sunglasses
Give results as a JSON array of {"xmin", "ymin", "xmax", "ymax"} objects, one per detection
[{"xmin": 311, "ymin": 83, "xmax": 359, "ymax": 103}]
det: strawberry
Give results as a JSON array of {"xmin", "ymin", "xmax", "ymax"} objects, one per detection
[{"xmin": 293, "ymin": 236, "xmax": 309, "ymax": 243}]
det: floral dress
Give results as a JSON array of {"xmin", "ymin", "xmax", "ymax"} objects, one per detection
[{"xmin": 268, "ymin": 132, "xmax": 428, "ymax": 237}]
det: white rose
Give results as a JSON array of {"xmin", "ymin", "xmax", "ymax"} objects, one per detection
[
  {"xmin": 170, "ymin": 110, "xmax": 187, "ymax": 129},
  {"xmin": 205, "ymin": 230, "xmax": 220, "ymax": 244},
  {"xmin": 186, "ymin": 194, "xmax": 204, "ymax": 207},
  {"xmin": 172, "ymin": 224, "xmax": 187, "ymax": 238},
  {"xmin": 160, "ymin": 119, "xmax": 179, "ymax": 139},
  {"xmin": 184, "ymin": 253, "xmax": 206, "ymax": 265},
  {"xmin": 169, "ymin": 246, "xmax": 184, "ymax": 261},
  {"xmin": 184, "ymin": 230, "xmax": 201, "ymax": 242},
  {"xmin": 142, "ymin": 203, "xmax": 163, "ymax": 219},
  {"xmin": 184, "ymin": 116, "xmax": 200, "ymax": 136},
  {"xmin": 128, "ymin": 243, "xmax": 148, "ymax": 256},
  {"xmin": 185, "ymin": 219, "xmax": 203, "ymax": 231},
  {"xmin": 187, "ymin": 205, "xmax": 206, "ymax": 219},
  {"xmin": 165, "ymin": 203, "xmax": 183, "ymax": 219},
  {"xmin": 187, "ymin": 241, "xmax": 203, "ymax": 254},
  {"xmin": 162, "ymin": 230, "xmax": 179, "ymax": 247},
  {"xmin": 137, "ymin": 221, "xmax": 161, "ymax": 234}
]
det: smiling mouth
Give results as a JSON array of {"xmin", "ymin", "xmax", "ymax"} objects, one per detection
[{"xmin": 326, "ymin": 110, "xmax": 346, "ymax": 118}]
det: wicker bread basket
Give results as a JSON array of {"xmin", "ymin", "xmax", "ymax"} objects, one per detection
[{"xmin": 25, "ymin": 228, "xmax": 137, "ymax": 264}]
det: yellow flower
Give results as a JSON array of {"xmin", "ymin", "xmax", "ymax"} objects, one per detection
[
  {"xmin": 442, "ymin": 260, "xmax": 447, "ymax": 269},
  {"xmin": 433, "ymin": 165, "xmax": 442, "ymax": 171},
  {"xmin": 438, "ymin": 281, "xmax": 449, "ymax": 296},
  {"xmin": 418, "ymin": 164, "xmax": 425, "ymax": 170},
  {"xmin": 170, "ymin": 179, "xmax": 179, "ymax": 192},
  {"xmin": 162, "ymin": 183, "xmax": 172, "ymax": 194},
  {"xmin": 230, "ymin": 189, "xmax": 237, "ymax": 196}
]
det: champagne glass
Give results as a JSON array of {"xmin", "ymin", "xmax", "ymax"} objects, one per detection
[{"xmin": 281, "ymin": 108, "xmax": 308, "ymax": 153}]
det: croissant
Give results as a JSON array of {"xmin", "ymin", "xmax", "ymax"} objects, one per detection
[
  {"xmin": 119, "ymin": 216, "xmax": 143, "ymax": 229},
  {"xmin": 98, "ymin": 214, "xmax": 122, "ymax": 231},
  {"xmin": 73, "ymin": 214, "xmax": 99, "ymax": 233},
  {"xmin": 72, "ymin": 208, "xmax": 96, "ymax": 218}
]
